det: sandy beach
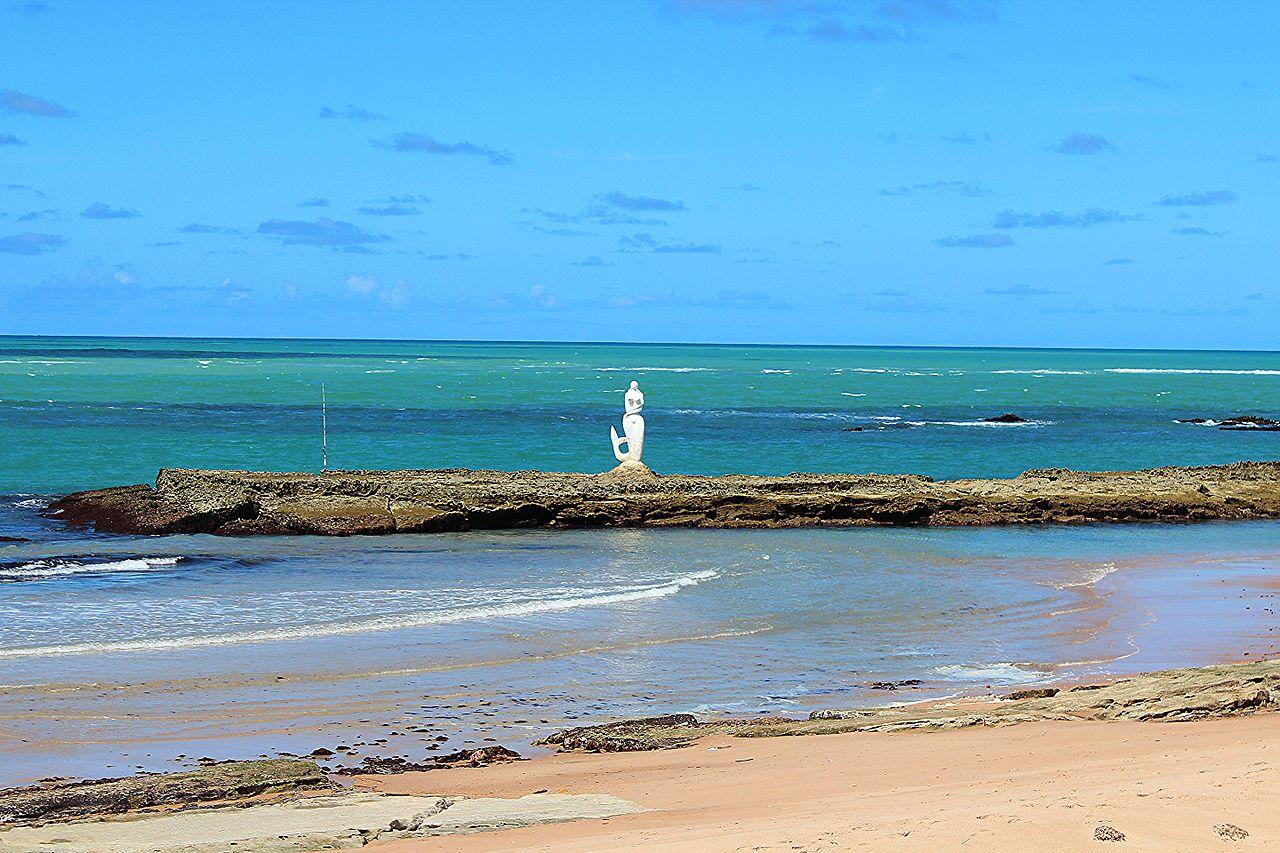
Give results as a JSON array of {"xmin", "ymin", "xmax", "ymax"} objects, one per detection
[
  {"xmin": 3, "ymin": 660, "xmax": 1277, "ymax": 851},
  {"xmin": 362, "ymin": 715, "xmax": 1278, "ymax": 852}
]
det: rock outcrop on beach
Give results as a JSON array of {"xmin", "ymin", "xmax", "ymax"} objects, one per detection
[
  {"xmin": 0, "ymin": 760, "xmax": 328, "ymax": 826},
  {"xmin": 47, "ymin": 461, "xmax": 1280, "ymax": 536},
  {"xmin": 539, "ymin": 659, "xmax": 1280, "ymax": 752}
]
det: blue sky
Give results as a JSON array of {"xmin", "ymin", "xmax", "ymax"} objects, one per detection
[{"xmin": 1, "ymin": 0, "xmax": 1277, "ymax": 347}]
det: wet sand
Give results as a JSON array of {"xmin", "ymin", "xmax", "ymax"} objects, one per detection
[{"xmin": 363, "ymin": 715, "xmax": 1279, "ymax": 851}]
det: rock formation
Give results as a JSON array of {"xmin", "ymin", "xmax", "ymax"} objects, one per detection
[{"xmin": 46, "ymin": 461, "xmax": 1280, "ymax": 536}]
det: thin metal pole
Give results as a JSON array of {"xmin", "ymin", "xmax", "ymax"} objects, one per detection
[{"xmin": 321, "ymin": 384, "xmax": 328, "ymax": 471}]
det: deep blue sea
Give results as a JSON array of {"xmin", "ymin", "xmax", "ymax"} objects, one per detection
[{"xmin": 1, "ymin": 337, "xmax": 1278, "ymax": 785}]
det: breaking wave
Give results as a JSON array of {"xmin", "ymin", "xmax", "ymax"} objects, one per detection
[
  {"xmin": 933, "ymin": 662, "xmax": 1048, "ymax": 684},
  {"xmin": 0, "ymin": 556, "xmax": 182, "ymax": 580},
  {"xmin": 0, "ymin": 570, "xmax": 718, "ymax": 658}
]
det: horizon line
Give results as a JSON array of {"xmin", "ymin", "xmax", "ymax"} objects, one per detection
[{"xmin": 1, "ymin": 333, "xmax": 1279, "ymax": 356}]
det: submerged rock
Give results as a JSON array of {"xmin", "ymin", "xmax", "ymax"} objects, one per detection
[{"xmin": 1218, "ymin": 415, "xmax": 1280, "ymax": 431}]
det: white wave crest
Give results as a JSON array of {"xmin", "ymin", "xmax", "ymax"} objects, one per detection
[
  {"xmin": 926, "ymin": 419, "xmax": 1053, "ymax": 428},
  {"xmin": 594, "ymin": 366, "xmax": 713, "ymax": 372},
  {"xmin": 1105, "ymin": 368, "xmax": 1280, "ymax": 375},
  {"xmin": 0, "ymin": 570, "xmax": 718, "ymax": 658},
  {"xmin": 933, "ymin": 662, "xmax": 1046, "ymax": 684},
  {"xmin": 990, "ymin": 369, "xmax": 1091, "ymax": 375},
  {"xmin": 0, "ymin": 556, "xmax": 181, "ymax": 580},
  {"xmin": 1052, "ymin": 561, "xmax": 1119, "ymax": 589}
]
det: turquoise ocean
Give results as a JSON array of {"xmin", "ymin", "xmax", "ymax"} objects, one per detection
[{"xmin": 1, "ymin": 337, "xmax": 1278, "ymax": 784}]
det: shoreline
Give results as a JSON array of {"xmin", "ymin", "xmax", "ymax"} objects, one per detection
[
  {"xmin": 47, "ymin": 460, "xmax": 1280, "ymax": 536},
  {"xmin": 3, "ymin": 657, "xmax": 1277, "ymax": 850}
]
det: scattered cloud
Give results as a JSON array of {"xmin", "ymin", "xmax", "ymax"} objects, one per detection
[
  {"xmin": 795, "ymin": 20, "xmax": 902, "ymax": 43},
  {"xmin": 940, "ymin": 129, "xmax": 991, "ymax": 144},
  {"xmin": 358, "ymin": 204, "xmax": 421, "ymax": 216},
  {"xmin": 722, "ymin": 0, "xmax": 996, "ymax": 45},
  {"xmin": 0, "ymin": 231, "xmax": 64, "ymax": 254},
  {"xmin": 179, "ymin": 223, "xmax": 241, "ymax": 235},
  {"xmin": 522, "ymin": 191, "xmax": 685, "ymax": 228},
  {"xmin": 1104, "ymin": 257, "xmax": 1134, "ymax": 265},
  {"xmin": 318, "ymin": 104, "xmax": 387, "ymax": 121},
  {"xmin": 726, "ymin": 182, "xmax": 764, "ymax": 191},
  {"xmin": 1170, "ymin": 226, "xmax": 1225, "ymax": 237},
  {"xmin": 935, "ymin": 233, "xmax": 1013, "ymax": 248},
  {"xmin": 878, "ymin": 0, "xmax": 997, "ymax": 25},
  {"xmin": 1046, "ymin": 132, "xmax": 1116, "ymax": 155},
  {"xmin": 594, "ymin": 190, "xmax": 686, "ymax": 212},
  {"xmin": 82, "ymin": 202, "xmax": 141, "ymax": 219},
  {"xmin": 574, "ymin": 255, "xmax": 613, "ymax": 267},
  {"xmin": 1130, "ymin": 73, "xmax": 1175, "ymax": 89},
  {"xmin": 617, "ymin": 232, "xmax": 722, "ymax": 254},
  {"xmin": 878, "ymin": 179, "xmax": 988, "ymax": 197},
  {"xmin": 257, "ymin": 217, "xmax": 390, "ymax": 249},
  {"xmin": 16, "ymin": 209, "xmax": 55, "ymax": 221},
  {"xmin": 341, "ymin": 273, "xmax": 410, "ymax": 308},
  {"xmin": 525, "ymin": 224, "xmax": 598, "ymax": 238},
  {"xmin": 419, "ymin": 252, "xmax": 474, "ymax": 261},
  {"xmin": 13, "ymin": 1, "xmax": 52, "ymax": 12},
  {"xmin": 1256, "ymin": 153, "xmax": 1277, "ymax": 163},
  {"xmin": 3, "ymin": 183, "xmax": 44, "ymax": 196},
  {"xmin": 1, "ymin": 88, "xmax": 74, "ymax": 118},
  {"xmin": 983, "ymin": 283, "xmax": 1064, "ymax": 296},
  {"xmin": 992, "ymin": 208, "xmax": 1142, "ymax": 229},
  {"xmin": 606, "ymin": 286, "xmax": 790, "ymax": 311},
  {"xmin": 358, "ymin": 193, "xmax": 432, "ymax": 215},
  {"xmin": 655, "ymin": 241, "xmax": 722, "ymax": 254},
  {"xmin": 297, "ymin": 197, "xmax": 329, "ymax": 207},
  {"xmin": 845, "ymin": 288, "xmax": 949, "ymax": 314},
  {"xmin": 375, "ymin": 132, "xmax": 513, "ymax": 166},
  {"xmin": 1154, "ymin": 189, "xmax": 1237, "ymax": 206},
  {"xmin": 0, "ymin": 132, "xmax": 23, "ymax": 146}
]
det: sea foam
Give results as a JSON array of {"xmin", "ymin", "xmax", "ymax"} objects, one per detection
[
  {"xmin": 0, "ymin": 570, "xmax": 718, "ymax": 658},
  {"xmin": 0, "ymin": 556, "xmax": 181, "ymax": 580}
]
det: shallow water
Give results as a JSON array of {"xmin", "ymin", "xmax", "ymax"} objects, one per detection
[
  {"xmin": 2, "ymin": 337, "xmax": 1278, "ymax": 786},
  {"xmin": 2, "ymin": 500, "xmax": 1278, "ymax": 785}
]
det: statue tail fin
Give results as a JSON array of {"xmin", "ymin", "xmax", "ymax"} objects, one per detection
[{"xmin": 610, "ymin": 425, "xmax": 628, "ymax": 462}]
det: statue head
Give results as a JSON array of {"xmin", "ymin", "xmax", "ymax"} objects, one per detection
[{"xmin": 629, "ymin": 381, "xmax": 639, "ymax": 391}]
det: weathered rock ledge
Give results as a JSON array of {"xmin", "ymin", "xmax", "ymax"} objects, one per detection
[
  {"xmin": 539, "ymin": 658, "xmax": 1280, "ymax": 752},
  {"xmin": 47, "ymin": 461, "xmax": 1280, "ymax": 536}
]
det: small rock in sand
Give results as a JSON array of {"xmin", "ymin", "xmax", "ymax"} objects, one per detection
[
  {"xmin": 1003, "ymin": 688, "xmax": 1060, "ymax": 700},
  {"xmin": 1094, "ymin": 824, "xmax": 1126, "ymax": 842},
  {"xmin": 1215, "ymin": 823, "xmax": 1249, "ymax": 841}
]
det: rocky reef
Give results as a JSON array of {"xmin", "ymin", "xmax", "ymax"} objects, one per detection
[{"xmin": 47, "ymin": 461, "xmax": 1280, "ymax": 536}]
